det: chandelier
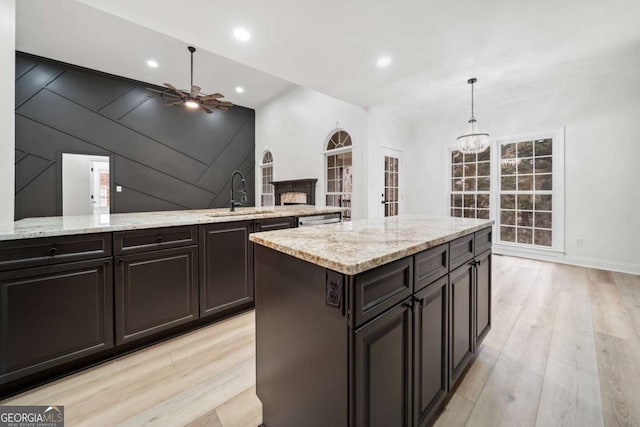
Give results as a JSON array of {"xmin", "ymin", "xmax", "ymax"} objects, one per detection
[{"xmin": 457, "ymin": 78, "xmax": 490, "ymax": 154}]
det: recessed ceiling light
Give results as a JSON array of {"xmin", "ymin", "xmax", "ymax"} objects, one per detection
[
  {"xmin": 146, "ymin": 59, "xmax": 159, "ymax": 68},
  {"xmin": 233, "ymin": 27, "xmax": 251, "ymax": 41},
  {"xmin": 377, "ymin": 56, "xmax": 391, "ymax": 68},
  {"xmin": 235, "ymin": 86, "xmax": 245, "ymax": 94}
]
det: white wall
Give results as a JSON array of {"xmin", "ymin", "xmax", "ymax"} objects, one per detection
[
  {"xmin": 0, "ymin": 0, "xmax": 15, "ymax": 224},
  {"xmin": 255, "ymin": 86, "xmax": 368, "ymax": 219},
  {"xmin": 406, "ymin": 75, "xmax": 640, "ymax": 274}
]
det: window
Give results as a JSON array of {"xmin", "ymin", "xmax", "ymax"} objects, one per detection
[
  {"xmin": 450, "ymin": 147, "xmax": 491, "ymax": 219},
  {"xmin": 325, "ymin": 130, "xmax": 352, "ymax": 220},
  {"xmin": 499, "ymin": 139, "xmax": 554, "ymax": 247},
  {"xmin": 260, "ymin": 151, "xmax": 274, "ymax": 207},
  {"xmin": 448, "ymin": 130, "xmax": 563, "ymax": 252}
]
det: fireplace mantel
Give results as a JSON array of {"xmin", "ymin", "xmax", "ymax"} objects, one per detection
[{"xmin": 272, "ymin": 179, "xmax": 318, "ymax": 205}]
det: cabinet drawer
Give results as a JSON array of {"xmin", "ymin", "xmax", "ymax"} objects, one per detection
[
  {"xmin": 114, "ymin": 226, "xmax": 197, "ymax": 255},
  {"xmin": 351, "ymin": 258, "xmax": 413, "ymax": 328},
  {"xmin": 475, "ymin": 227, "xmax": 492, "ymax": 255},
  {"xmin": 0, "ymin": 233, "xmax": 112, "ymax": 271},
  {"xmin": 254, "ymin": 217, "xmax": 297, "ymax": 232},
  {"xmin": 449, "ymin": 234, "xmax": 474, "ymax": 270},
  {"xmin": 415, "ymin": 243, "xmax": 448, "ymax": 292}
]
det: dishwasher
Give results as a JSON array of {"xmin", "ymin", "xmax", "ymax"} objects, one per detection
[{"xmin": 297, "ymin": 213, "xmax": 342, "ymax": 227}]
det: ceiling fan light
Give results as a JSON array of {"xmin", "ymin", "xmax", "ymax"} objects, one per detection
[{"xmin": 184, "ymin": 100, "xmax": 199, "ymax": 109}]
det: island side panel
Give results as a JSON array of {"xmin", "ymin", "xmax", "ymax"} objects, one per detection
[{"xmin": 255, "ymin": 245, "xmax": 348, "ymax": 427}]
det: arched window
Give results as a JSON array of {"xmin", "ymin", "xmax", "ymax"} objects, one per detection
[
  {"xmin": 260, "ymin": 151, "xmax": 274, "ymax": 206},
  {"xmin": 325, "ymin": 131, "xmax": 352, "ymax": 220}
]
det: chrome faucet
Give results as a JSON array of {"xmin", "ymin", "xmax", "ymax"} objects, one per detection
[{"xmin": 230, "ymin": 170, "xmax": 247, "ymax": 212}]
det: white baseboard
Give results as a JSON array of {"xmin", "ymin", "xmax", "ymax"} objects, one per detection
[{"xmin": 493, "ymin": 247, "xmax": 640, "ymax": 275}]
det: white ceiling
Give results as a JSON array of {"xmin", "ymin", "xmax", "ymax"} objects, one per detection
[
  {"xmin": 19, "ymin": 0, "xmax": 640, "ymax": 121},
  {"xmin": 15, "ymin": 0, "xmax": 295, "ymax": 109}
]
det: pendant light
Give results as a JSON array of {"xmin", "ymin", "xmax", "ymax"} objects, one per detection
[{"xmin": 457, "ymin": 78, "xmax": 490, "ymax": 154}]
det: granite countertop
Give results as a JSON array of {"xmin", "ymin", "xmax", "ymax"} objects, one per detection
[
  {"xmin": 0, "ymin": 206, "xmax": 345, "ymax": 241},
  {"xmin": 250, "ymin": 215, "xmax": 494, "ymax": 275}
]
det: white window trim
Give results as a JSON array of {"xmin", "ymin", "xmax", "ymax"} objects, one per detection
[
  {"xmin": 324, "ymin": 131, "xmax": 353, "ymax": 218},
  {"xmin": 446, "ymin": 127, "xmax": 565, "ymax": 256},
  {"xmin": 493, "ymin": 127, "xmax": 565, "ymax": 255},
  {"xmin": 447, "ymin": 146, "xmax": 493, "ymax": 221},
  {"xmin": 259, "ymin": 150, "xmax": 275, "ymax": 207}
]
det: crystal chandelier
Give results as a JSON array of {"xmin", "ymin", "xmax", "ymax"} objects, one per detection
[{"xmin": 457, "ymin": 78, "xmax": 490, "ymax": 154}]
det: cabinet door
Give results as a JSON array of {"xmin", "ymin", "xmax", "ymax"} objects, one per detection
[
  {"xmin": 0, "ymin": 258, "xmax": 113, "ymax": 384},
  {"xmin": 353, "ymin": 301, "xmax": 412, "ymax": 427},
  {"xmin": 413, "ymin": 276, "xmax": 448, "ymax": 427},
  {"xmin": 115, "ymin": 246, "xmax": 198, "ymax": 345},
  {"xmin": 449, "ymin": 263, "xmax": 474, "ymax": 387},
  {"xmin": 199, "ymin": 221, "xmax": 254, "ymax": 319},
  {"xmin": 475, "ymin": 250, "xmax": 492, "ymax": 347}
]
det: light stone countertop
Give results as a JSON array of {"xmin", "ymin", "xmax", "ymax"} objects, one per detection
[
  {"xmin": 250, "ymin": 215, "xmax": 494, "ymax": 275},
  {"xmin": 0, "ymin": 206, "xmax": 345, "ymax": 241}
]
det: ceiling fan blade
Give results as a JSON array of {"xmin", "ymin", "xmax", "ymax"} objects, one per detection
[
  {"xmin": 191, "ymin": 85, "xmax": 201, "ymax": 97},
  {"xmin": 201, "ymin": 105, "xmax": 214, "ymax": 114},
  {"xmin": 147, "ymin": 87, "xmax": 166, "ymax": 94},
  {"xmin": 217, "ymin": 107, "xmax": 229, "ymax": 112},
  {"xmin": 164, "ymin": 82, "xmax": 186, "ymax": 96},
  {"xmin": 200, "ymin": 92, "xmax": 224, "ymax": 100},
  {"xmin": 204, "ymin": 99, "xmax": 233, "ymax": 107},
  {"xmin": 163, "ymin": 101, "xmax": 184, "ymax": 106}
]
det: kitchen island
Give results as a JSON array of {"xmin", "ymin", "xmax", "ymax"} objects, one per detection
[
  {"xmin": 250, "ymin": 216, "xmax": 493, "ymax": 427},
  {"xmin": 0, "ymin": 206, "xmax": 343, "ymax": 397}
]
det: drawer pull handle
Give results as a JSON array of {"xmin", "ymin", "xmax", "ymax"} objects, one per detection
[{"xmin": 49, "ymin": 247, "xmax": 58, "ymax": 256}]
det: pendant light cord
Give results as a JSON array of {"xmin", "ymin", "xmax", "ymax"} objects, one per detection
[{"xmin": 470, "ymin": 80, "xmax": 475, "ymax": 122}]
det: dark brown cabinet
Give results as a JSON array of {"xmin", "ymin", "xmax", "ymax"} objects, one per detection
[
  {"xmin": 474, "ymin": 249, "xmax": 492, "ymax": 347},
  {"xmin": 413, "ymin": 275, "xmax": 449, "ymax": 427},
  {"xmin": 353, "ymin": 300, "xmax": 412, "ymax": 427},
  {"xmin": 0, "ymin": 258, "xmax": 113, "ymax": 385},
  {"xmin": 114, "ymin": 246, "xmax": 198, "ymax": 345},
  {"xmin": 199, "ymin": 221, "xmax": 254, "ymax": 319},
  {"xmin": 448, "ymin": 262, "xmax": 474, "ymax": 386},
  {"xmin": 256, "ymin": 226, "xmax": 493, "ymax": 427}
]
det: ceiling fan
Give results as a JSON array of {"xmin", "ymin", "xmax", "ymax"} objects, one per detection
[{"xmin": 147, "ymin": 46, "xmax": 233, "ymax": 114}]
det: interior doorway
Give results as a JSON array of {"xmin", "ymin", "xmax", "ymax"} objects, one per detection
[{"xmin": 62, "ymin": 153, "xmax": 110, "ymax": 216}]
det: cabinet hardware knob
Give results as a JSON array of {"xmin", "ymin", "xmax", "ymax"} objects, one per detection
[
  {"xmin": 414, "ymin": 296, "xmax": 425, "ymax": 306},
  {"xmin": 49, "ymin": 247, "xmax": 58, "ymax": 256},
  {"xmin": 157, "ymin": 236, "xmax": 163, "ymax": 242},
  {"xmin": 118, "ymin": 257, "xmax": 124, "ymax": 263}
]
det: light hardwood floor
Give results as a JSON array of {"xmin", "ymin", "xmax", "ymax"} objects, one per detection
[{"xmin": 2, "ymin": 256, "xmax": 640, "ymax": 427}]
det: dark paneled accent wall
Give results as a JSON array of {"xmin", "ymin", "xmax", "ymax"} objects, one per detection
[{"xmin": 14, "ymin": 52, "xmax": 255, "ymax": 220}]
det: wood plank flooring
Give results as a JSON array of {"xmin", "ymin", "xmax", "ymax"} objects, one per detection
[{"xmin": 2, "ymin": 256, "xmax": 640, "ymax": 427}]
